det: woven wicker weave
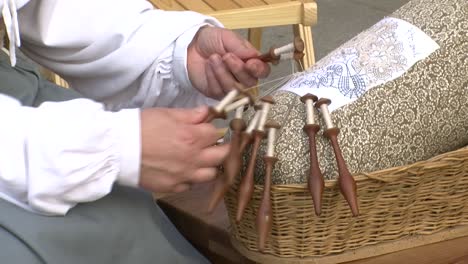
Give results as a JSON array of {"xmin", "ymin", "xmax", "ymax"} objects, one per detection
[{"xmin": 224, "ymin": 146, "xmax": 468, "ymax": 258}]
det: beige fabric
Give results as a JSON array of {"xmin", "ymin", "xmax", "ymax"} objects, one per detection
[{"xmin": 244, "ymin": 0, "xmax": 467, "ymax": 184}]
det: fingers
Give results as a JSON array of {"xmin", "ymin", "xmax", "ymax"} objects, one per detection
[
  {"xmin": 195, "ymin": 143, "xmax": 231, "ymax": 168},
  {"xmin": 191, "ymin": 167, "xmax": 219, "ymax": 183},
  {"xmin": 209, "ymin": 54, "xmax": 238, "ymax": 94},
  {"xmin": 208, "ymin": 52, "xmax": 269, "ymax": 94},
  {"xmin": 189, "ymin": 122, "xmax": 226, "ymax": 148},
  {"xmin": 245, "ymin": 58, "xmax": 271, "ymax": 79},
  {"xmin": 206, "ymin": 57, "xmax": 225, "ymax": 99},
  {"xmin": 166, "ymin": 106, "xmax": 209, "ymax": 124},
  {"xmin": 221, "ymin": 29, "xmax": 259, "ymax": 59},
  {"xmin": 173, "ymin": 183, "xmax": 191, "ymax": 193},
  {"xmin": 223, "ymin": 53, "xmax": 258, "ymax": 88}
]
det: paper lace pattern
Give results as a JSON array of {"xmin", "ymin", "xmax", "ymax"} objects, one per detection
[{"xmin": 279, "ymin": 17, "xmax": 439, "ymax": 112}]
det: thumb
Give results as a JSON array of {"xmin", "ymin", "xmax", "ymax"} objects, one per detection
[{"xmin": 170, "ymin": 106, "xmax": 209, "ymax": 124}]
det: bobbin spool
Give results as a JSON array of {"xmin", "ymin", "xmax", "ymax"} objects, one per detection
[
  {"xmin": 315, "ymin": 98, "xmax": 359, "ymax": 217},
  {"xmin": 236, "ymin": 96, "xmax": 275, "ymax": 222},
  {"xmin": 223, "ymin": 92, "xmax": 254, "ymax": 115},
  {"xmin": 204, "ymin": 83, "xmax": 247, "ymax": 123},
  {"xmin": 256, "ymin": 120, "xmax": 281, "ymax": 252},
  {"xmin": 255, "ymin": 37, "xmax": 305, "ymax": 65},
  {"xmin": 239, "ymin": 104, "xmax": 262, "ymax": 153},
  {"xmin": 301, "ymin": 93, "xmax": 324, "ymax": 216}
]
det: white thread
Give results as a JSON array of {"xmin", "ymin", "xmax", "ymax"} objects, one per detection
[
  {"xmin": 266, "ymin": 128, "xmax": 277, "ymax": 157},
  {"xmin": 224, "ymin": 96, "xmax": 250, "ymax": 113},
  {"xmin": 246, "ymin": 111, "xmax": 261, "ymax": 134},
  {"xmin": 214, "ymin": 90, "xmax": 239, "ymax": 112},
  {"xmin": 319, "ymin": 104, "xmax": 334, "ymax": 129},
  {"xmin": 305, "ymin": 99, "xmax": 315, "ymax": 125},
  {"xmin": 257, "ymin": 102, "xmax": 271, "ymax": 131},
  {"xmin": 234, "ymin": 105, "xmax": 244, "ymax": 119},
  {"xmin": 280, "ymin": 53, "xmax": 294, "ymax": 61},
  {"xmin": 274, "ymin": 43, "xmax": 295, "ymax": 56}
]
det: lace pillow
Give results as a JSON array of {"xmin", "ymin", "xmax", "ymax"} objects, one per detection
[{"xmin": 245, "ymin": 0, "xmax": 467, "ymax": 184}]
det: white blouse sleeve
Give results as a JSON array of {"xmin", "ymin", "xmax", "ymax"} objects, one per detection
[
  {"xmin": 0, "ymin": 94, "xmax": 140, "ymax": 215},
  {"xmin": 15, "ymin": 0, "xmax": 222, "ymax": 110}
]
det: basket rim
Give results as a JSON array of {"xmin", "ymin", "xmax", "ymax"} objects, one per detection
[{"xmin": 265, "ymin": 146, "xmax": 468, "ymax": 189}]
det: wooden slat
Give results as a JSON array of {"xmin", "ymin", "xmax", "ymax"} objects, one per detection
[
  {"xmin": 206, "ymin": 2, "xmax": 309, "ymax": 29},
  {"xmin": 175, "ymin": 0, "xmax": 214, "ymax": 12},
  {"xmin": 202, "ymin": 0, "xmax": 240, "ymax": 11},
  {"xmin": 232, "ymin": 0, "xmax": 268, "ymax": 8},
  {"xmin": 148, "ymin": 0, "xmax": 185, "ymax": 10},
  {"xmin": 262, "ymin": 0, "xmax": 292, "ymax": 4}
]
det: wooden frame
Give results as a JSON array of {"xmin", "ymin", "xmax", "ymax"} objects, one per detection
[{"xmin": 149, "ymin": 0, "xmax": 317, "ymax": 69}]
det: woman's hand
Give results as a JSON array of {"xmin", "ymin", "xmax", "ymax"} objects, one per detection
[
  {"xmin": 187, "ymin": 26, "xmax": 271, "ymax": 99},
  {"xmin": 139, "ymin": 106, "xmax": 230, "ymax": 193}
]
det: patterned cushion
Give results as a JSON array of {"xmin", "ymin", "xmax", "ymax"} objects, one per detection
[{"xmin": 245, "ymin": 0, "xmax": 467, "ymax": 184}]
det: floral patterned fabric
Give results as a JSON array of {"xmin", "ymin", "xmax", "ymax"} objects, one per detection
[{"xmin": 244, "ymin": 0, "xmax": 468, "ymax": 184}]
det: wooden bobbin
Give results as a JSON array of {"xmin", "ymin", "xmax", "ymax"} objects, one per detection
[
  {"xmin": 236, "ymin": 96, "xmax": 275, "ymax": 222},
  {"xmin": 255, "ymin": 37, "xmax": 305, "ymax": 65},
  {"xmin": 204, "ymin": 83, "xmax": 247, "ymax": 123},
  {"xmin": 223, "ymin": 92, "xmax": 254, "ymax": 114},
  {"xmin": 239, "ymin": 104, "xmax": 262, "ymax": 153},
  {"xmin": 279, "ymin": 52, "xmax": 305, "ymax": 61},
  {"xmin": 208, "ymin": 106, "xmax": 247, "ymax": 213},
  {"xmin": 256, "ymin": 120, "xmax": 281, "ymax": 252},
  {"xmin": 301, "ymin": 94, "xmax": 324, "ymax": 216},
  {"xmin": 315, "ymin": 98, "xmax": 359, "ymax": 217}
]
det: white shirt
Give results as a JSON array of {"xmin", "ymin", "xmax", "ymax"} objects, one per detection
[{"xmin": 0, "ymin": 0, "xmax": 221, "ymax": 215}]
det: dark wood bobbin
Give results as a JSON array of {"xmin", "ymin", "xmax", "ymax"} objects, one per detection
[
  {"xmin": 204, "ymin": 107, "xmax": 227, "ymax": 123},
  {"xmin": 301, "ymin": 93, "xmax": 324, "ymax": 216},
  {"xmin": 257, "ymin": 47, "xmax": 281, "ymax": 65},
  {"xmin": 260, "ymin": 95, "xmax": 276, "ymax": 105},
  {"xmin": 256, "ymin": 156, "xmax": 278, "ymax": 252},
  {"xmin": 236, "ymin": 129, "xmax": 265, "ymax": 222},
  {"xmin": 300, "ymin": 93, "xmax": 318, "ymax": 104},
  {"xmin": 236, "ymin": 97, "xmax": 274, "ymax": 222},
  {"xmin": 256, "ymin": 120, "xmax": 281, "ymax": 252},
  {"xmin": 293, "ymin": 36, "xmax": 305, "ymax": 53},
  {"xmin": 208, "ymin": 118, "xmax": 247, "ymax": 213},
  {"xmin": 253, "ymin": 37, "xmax": 305, "ymax": 65},
  {"xmin": 314, "ymin": 97, "xmax": 332, "ymax": 109},
  {"xmin": 293, "ymin": 51, "xmax": 305, "ymax": 61},
  {"xmin": 323, "ymin": 127, "xmax": 359, "ymax": 217},
  {"xmin": 303, "ymin": 124, "xmax": 324, "ymax": 216},
  {"xmin": 316, "ymin": 98, "xmax": 359, "ymax": 217}
]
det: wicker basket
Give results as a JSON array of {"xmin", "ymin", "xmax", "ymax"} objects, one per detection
[{"xmin": 224, "ymin": 146, "xmax": 468, "ymax": 259}]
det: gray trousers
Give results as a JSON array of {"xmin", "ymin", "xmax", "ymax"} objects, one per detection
[{"xmin": 0, "ymin": 51, "xmax": 209, "ymax": 264}]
